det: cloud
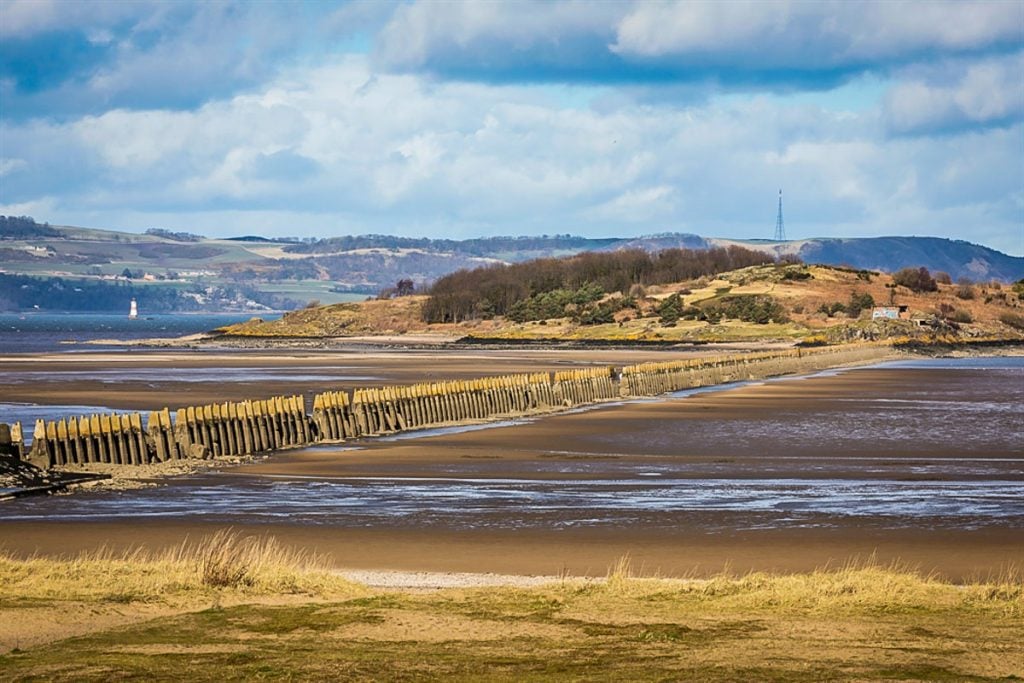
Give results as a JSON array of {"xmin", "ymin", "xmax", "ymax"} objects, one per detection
[
  {"xmin": 612, "ymin": 1, "xmax": 1021, "ymax": 66},
  {"xmin": 3, "ymin": 56, "xmax": 1021, "ymax": 254},
  {"xmin": 2, "ymin": 3, "xmax": 1021, "ymax": 256},
  {"xmin": 374, "ymin": 0, "xmax": 1023, "ymax": 89},
  {"xmin": 883, "ymin": 52, "xmax": 1024, "ymax": 135},
  {"xmin": 374, "ymin": 1, "xmax": 628, "ymax": 82},
  {"xmin": 0, "ymin": 1, "xmax": 342, "ymax": 120}
]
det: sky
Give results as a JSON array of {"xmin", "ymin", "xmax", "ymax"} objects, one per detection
[{"xmin": 0, "ymin": 0, "xmax": 1022, "ymax": 255}]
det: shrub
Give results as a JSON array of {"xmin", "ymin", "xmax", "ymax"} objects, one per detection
[
  {"xmin": 507, "ymin": 282, "xmax": 604, "ymax": 323},
  {"xmin": 934, "ymin": 271, "xmax": 952, "ymax": 285},
  {"xmin": 950, "ymin": 310, "xmax": 973, "ymax": 324},
  {"xmin": 999, "ymin": 313, "xmax": 1024, "ymax": 331},
  {"xmin": 818, "ymin": 301, "xmax": 846, "ymax": 317},
  {"xmin": 703, "ymin": 295, "xmax": 789, "ymax": 324},
  {"xmin": 846, "ymin": 291, "xmax": 875, "ymax": 318},
  {"xmin": 893, "ymin": 267, "xmax": 938, "ymax": 293},
  {"xmin": 577, "ymin": 296, "xmax": 634, "ymax": 325},
  {"xmin": 984, "ymin": 291, "xmax": 1007, "ymax": 305},
  {"xmin": 956, "ymin": 284, "xmax": 976, "ymax": 300},
  {"xmin": 657, "ymin": 293, "xmax": 683, "ymax": 324}
]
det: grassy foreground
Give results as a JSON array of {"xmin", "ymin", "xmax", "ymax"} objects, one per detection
[{"xmin": 1, "ymin": 535, "xmax": 1022, "ymax": 681}]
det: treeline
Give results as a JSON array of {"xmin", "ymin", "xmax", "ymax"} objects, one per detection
[
  {"xmin": 423, "ymin": 246, "xmax": 777, "ymax": 323},
  {"xmin": 283, "ymin": 234, "xmax": 618, "ymax": 257},
  {"xmin": 0, "ymin": 215, "xmax": 61, "ymax": 239},
  {"xmin": 144, "ymin": 228, "xmax": 204, "ymax": 242},
  {"xmin": 0, "ymin": 274, "xmax": 298, "ymax": 312}
]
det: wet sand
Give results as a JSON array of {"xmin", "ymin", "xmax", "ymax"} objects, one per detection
[
  {"xmin": 0, "ymin": 347, "xmax": 715, "ymax": 411},
  {"xmin": 4, "ymin": 520, "xmax": 1020, "ymax": 581},
  {"xmin": 3, "ymin": 362, "xmax": 1022, "ymax": 581}
]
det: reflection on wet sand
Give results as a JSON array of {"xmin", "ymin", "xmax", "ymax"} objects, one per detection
[{"xmin": 3, "ymin": 357, "xmax": 1022, "ymax": 578}]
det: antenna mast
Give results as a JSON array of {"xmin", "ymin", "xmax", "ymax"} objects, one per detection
[{"xmin": 774, "ymin": 189, "xmax": 786, "ymax": 241}]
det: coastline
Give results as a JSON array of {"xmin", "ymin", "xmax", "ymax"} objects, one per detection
[{"xmin": 3, "ymin": 358, "xmax": 1021, "ymax": 581}]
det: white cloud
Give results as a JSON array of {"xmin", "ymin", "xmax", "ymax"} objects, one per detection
[
  {"xmin": 586, "ymin": 185, "xmax": 676, "ymax": 223},
  {"xmin": 884, "ymin": 52, "xmax": 1024, "ymax": 134},
  {"xmin": 2, "ymin": 56, "xmax": 1021, "ymax": 254},
  {"xmin": 613, "ymin": 0, "xmax": 1022, "ymax": 66},
  {"xmin": 0, "ymin": 158, "xmax": 26, "ymax": 176},
  {"xmin": 373, "ymin": 0, "xmax": 1023, "ymax": 86}
]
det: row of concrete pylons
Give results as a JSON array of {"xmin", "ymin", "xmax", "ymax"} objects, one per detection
[{"xmin": 1, "ymin": 343, "xmax": 895, "ymax": 469}]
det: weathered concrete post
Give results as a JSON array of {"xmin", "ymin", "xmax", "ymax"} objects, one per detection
[
  {"xmin": 148, "ymin": 411, "xmax": 167, "ymax": 462},
  {"xmin": 10, "ymin": 421, "xmax": 25, "ymax": 460},
  {"xmin": 0, "ymin": 423, "xmax": 19, "ymax": 459}
]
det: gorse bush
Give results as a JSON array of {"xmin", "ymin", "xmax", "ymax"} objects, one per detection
[
  {"xmin": 657, "ymin": 293, "xmax": 684, "ymax": 324},
  {"xmin": 577, "ymin": 296, "xmax": 634, "ymax": 325},
  {"xmin": 507, "ymin": 282, "xmax": 604, "ymax": 323},
  {"xmin": 702, "ymin": 295, "xmax": 789, "ymax": 325},
  {"xmin": 847, "ymin": 291, "xmax": 875, "ymax": 318}
]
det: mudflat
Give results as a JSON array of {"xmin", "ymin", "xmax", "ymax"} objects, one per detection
[
  {"xmin": 4, "ymin": 361, "xmax": 1022, "ymax": 581},
  {"xmin": 0, "ymin": 347, "xmax": 720, "ymax": 410}
]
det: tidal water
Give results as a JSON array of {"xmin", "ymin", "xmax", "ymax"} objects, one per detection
[
  {"xmin": 3, "ymin": 357, "xmax": 1022, "ymax": 533},
  {"xmin": 0, "ymin": 312, "xmax": 277, "ymax": 354}
]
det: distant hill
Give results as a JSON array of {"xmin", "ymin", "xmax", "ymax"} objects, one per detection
[
  {"xmin": 1, "ymin": 215, "xmax": 1020, "ymax": 312},
  {"xmin": 706, "ymin": 236, "xmax": 1023, "ymax": 283}
]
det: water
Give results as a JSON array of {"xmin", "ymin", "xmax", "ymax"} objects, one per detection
[
  {"xmin": 5, "ymin": 475, "xmax": 1020, "ymax": 531},
  {"xmin": 0, "ymin": 312, "xmax": 278, "ymax": 354},
  {"xmin": 3, "ymin": 357, "xmax": 1022, "ymax": 532}
]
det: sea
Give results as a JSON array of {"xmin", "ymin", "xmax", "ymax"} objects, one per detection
[{"xmin": 0, "ymin": 312, "xmax": 278, "ymax": 354}]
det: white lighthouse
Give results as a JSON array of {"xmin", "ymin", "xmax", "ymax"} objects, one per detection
[{"xmin": 129, "ymin": 298, "xmax": 138, "ymax": 319}]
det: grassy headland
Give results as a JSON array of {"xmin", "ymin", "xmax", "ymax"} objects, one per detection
[{"xmin": 218, "ymin": 262, "xmax": 1024, "ymax": 345}]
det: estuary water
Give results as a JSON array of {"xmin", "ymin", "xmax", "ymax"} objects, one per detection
[
  {"xmin": 0, "ymin": 312, "xmax": 276, "ymax": 354},
  {"xmin": 2, "ymin": 357, "xmax": 1022, "ymax": 533}
]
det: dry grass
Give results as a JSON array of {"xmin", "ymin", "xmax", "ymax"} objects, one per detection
[
  {"xmin": 589, "ymin": 554, "xmax": 1023, "ymax": 617},
  {"xmin": 0, "ymin": 529, "xmax": 363, "ymax": 603},
  {"xmin": 1, "ymin": 547, "xmax": 1021, "ymax": 680}
]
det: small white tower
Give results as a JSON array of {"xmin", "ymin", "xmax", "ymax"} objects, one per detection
[{"xmin": 129, "ymin": 298, "xmax": 138, "ymax": 319}]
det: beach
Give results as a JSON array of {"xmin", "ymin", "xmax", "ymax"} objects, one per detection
[{"xmin": 3, "ymin": 356, "xmax": 1021, "ymax": 581}]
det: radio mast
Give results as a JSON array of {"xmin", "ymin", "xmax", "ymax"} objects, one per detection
[{"xmin": 774, "ymin": 189, "xmax": 786, "ymax": 241}]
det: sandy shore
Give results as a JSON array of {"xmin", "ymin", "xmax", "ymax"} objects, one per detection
[{"xmin": 3, "ymin": 361, "xmax": 1022, "ymax": 581}]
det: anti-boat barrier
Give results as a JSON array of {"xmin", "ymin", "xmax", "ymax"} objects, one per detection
[{"xmin": 1, "ymin": 343, "xmax": 895, "ymax": 469}]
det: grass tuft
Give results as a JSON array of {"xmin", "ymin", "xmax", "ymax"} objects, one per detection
[{"xmin": 0, "ymin": 530, "xmax": 363, "ymax": 604}]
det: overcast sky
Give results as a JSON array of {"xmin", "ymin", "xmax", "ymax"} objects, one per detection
[{"xmin": 1, "ymin": 0, "xmax": 1022, "ymax": 254}]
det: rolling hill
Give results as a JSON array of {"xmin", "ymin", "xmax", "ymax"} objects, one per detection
[{"xmin": 1, "ymin": 216, "xmax": 1020, "ymax": 312}]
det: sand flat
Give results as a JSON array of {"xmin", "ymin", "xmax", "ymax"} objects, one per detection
[{"xmin": 3, "ymin": 361, "xmax": 1022, "ymax": 581}]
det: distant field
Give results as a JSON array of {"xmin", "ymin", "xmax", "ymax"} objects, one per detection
[{"xmin": 257, "ymin": 282, "xmax": 371, "ymax": 305}]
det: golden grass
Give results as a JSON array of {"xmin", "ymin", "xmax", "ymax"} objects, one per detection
[
  {"xmin": 0, "ymin": 530, "xmax": 363, "ymax": 603},
  {"xmin": 590, "ymin": 554, "xmax": 1023, "ymax": 617},
  {"xmin": 1, "ymin": 539, "xmax": 1020, "ymax": 620},
  {"xmin": 2, "ymin": 543, "xmax": 1021, "ymax": 680}
]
